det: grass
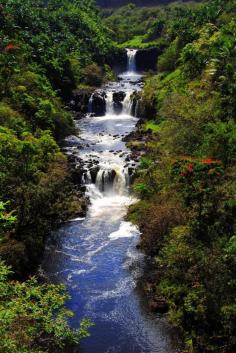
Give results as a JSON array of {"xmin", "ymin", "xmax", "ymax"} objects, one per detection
[
  {"xmin": 118, "ymin": 35, "xmax": 161, "ymax": 49},
  {"xmin": 144, "ymin": 120, "xmax": 160, "ymax": 132}
]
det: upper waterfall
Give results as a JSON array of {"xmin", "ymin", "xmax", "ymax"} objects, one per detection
[{"xmin": 127, "ymin": 48, "xmax": 137, "ymax": 73}]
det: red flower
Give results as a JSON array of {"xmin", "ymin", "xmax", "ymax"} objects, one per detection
[
  {"xmin": 186, "ymin": 163, "xmax": 194, "ymax": 172},
  {"xmin": 5, "ymin": 43, "xmax": 19, "ymax": 51},
  {"xmin": 202, "ymin": 158, "xmax": 221, "ymax": 165}
]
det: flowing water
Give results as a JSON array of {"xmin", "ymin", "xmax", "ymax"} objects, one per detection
[{"xmin": 42, "ymin": 49, "xmax": 179, "ymax": 353}]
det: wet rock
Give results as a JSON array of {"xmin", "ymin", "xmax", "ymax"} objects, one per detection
[
  {"xmin": 148, "ymin": 297, "xmax": 169, "ymax": 314},
  {"xmin": 109, "ymin": 170, "xmax": 117, "ymax": 183},
  {"xmin": 92, "ymin": 91, "xmax": 106, "ymax": 116},
  {"xmin": 71, "ymin": 166, "xmax": 84, "ymax": 184},
  {"xmin": 128, "ymin": 167, "xmax": 134, "ymax": 176},
  {"xmin": 112, "ymin": 91, "xmax": 126, "ymax": 114},
  {"xmin": 90, "ymin": 166, "xmax": 99, "ymax": 184},
  {"xmin": 113, "ymin": 91, "xmax": 126, "ymax": 103},
  {"xmin": 64, "ymin": 135, "xmax": 81, "ymax": 146},
  {"xmin": 70, "ymin": 89, "xmax": 93, "ymax": 113}
]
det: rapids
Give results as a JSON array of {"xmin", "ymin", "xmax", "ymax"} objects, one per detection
[{"xmin": 42, "ymin": 49, "xmax": 179, "ymax": 353}]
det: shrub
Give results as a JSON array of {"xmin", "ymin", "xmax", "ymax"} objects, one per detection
[
  {"xmin": 0, "ymin": 261, "xmax": 92, "ymax": 353},
  {"xmin": 82, "ymin": 63, "xmax": 104, "ymax": 87}
]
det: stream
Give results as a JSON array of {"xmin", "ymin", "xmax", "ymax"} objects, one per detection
[{"xmin": 42, "ymin": 49, "xmax": 179, "ymax": 353}]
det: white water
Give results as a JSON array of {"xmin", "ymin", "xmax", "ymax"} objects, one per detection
[
  {"xmin": 105, "ymin": 91, "xmax": 114, "ymax": 114},
  {"xmin": 88, "ymin": 94, "xmax": 93, "ymax": 113},
  {"xmin": 109, "ymin": 221, "xmax": 140, "ymax": 241},
  {"xmin": 127, "ymin": 48, "xmax": 137, "ymax": 73},
  {"xmin": 42, "ymin": 48, "xmax": 178, "ymax": 353}
]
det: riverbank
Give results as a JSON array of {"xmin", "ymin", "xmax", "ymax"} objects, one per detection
[{"xmin": 123, "ymin": 3, "xmax": 236, "ymax": 349}]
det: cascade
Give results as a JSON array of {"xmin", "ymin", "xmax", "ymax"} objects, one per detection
[
  {"xmin": 105, "ymin": 91, "xmax": 114, "ymax": 114},
  {"xmin": 88, "ymin": 94, "xmax": 93, "ymax": 113},
  {"xmin": 95, "ymin": 168, "xmax": 116, "ymax": 192},
  {"xmin": 41, "ymin": 47, "xmax": 177, "ymax": 353},
  {"xmin": 123, "ymin": 92, "xmax": 133, "ymax": 115},
  {"xmin": 82, "ymin": 170, "xmax": 92, "ymax": 184},
  {"xmin": 94, "ymin": 165, "xmax": 127, "ymax": 195},
  {"xmin": 127, "ymin": 48, "xmax": 137, "ymax": 72}
]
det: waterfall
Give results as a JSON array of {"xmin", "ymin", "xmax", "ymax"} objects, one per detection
[
  {"xmin": 95, "ymin": 168, "xmax": 117, "ymax": 193},
  {"xmin": 105, "ymin": 91, "xmax": 114, "ymax": 114},
  {"xmin": 94, "ymin": 165, "xmax": 127, "ymax": 195},
  {"xmin": 114, "ymin": 169, "xmax": 126, "ymax": 195},
  {"xmin": 82, "ymin": 170, "xmax": 92, "ymax": 184},
  {"xmin": 127, "ymin": 48, "xmax": 137, "ymax": 73},
  {"xmin": 88, "ymin": 94, "xmax": 93, "ymax": 113},
  {"xmin": 123, "ymin": 92, "xmax": 133, "ymax": 115}
]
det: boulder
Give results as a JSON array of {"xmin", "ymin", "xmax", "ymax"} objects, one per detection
[
  {"xmin": 70, "ymin": 89, "xmax": 93, "ymax": 113},
  {"xmin": 90, "ymin": 166, "xmax": 100, "ymax": 183},
  {"xmin": 113, "ymin": 91, "xmax": 126, "ymax": 103},
  {"xmin": 92, "ymin": 91, "xmax": 106, "ymax": 116}
]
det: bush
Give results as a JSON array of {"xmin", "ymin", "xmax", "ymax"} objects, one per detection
[
  {"xmin": 82, "ymin": 63, "xmax": 104, "ymax": 87},
  {"xmin": 0, "ymin": 261, "xmax": 91, "ymax": 353},
  {"xmin": 158, "ymin": 39, "xmax": 180, "ymax": 72}
]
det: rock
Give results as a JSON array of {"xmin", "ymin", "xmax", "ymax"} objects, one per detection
[
  {"xmin": 113, "ymin": 91, "xmax": 126, "ymax": 103},
  {"xmin": 136, "ymin": 48, "xmax": 163, "ymax": 71},
  {"xmin": 71, "ymin": 166, "xmax": 84, "ymax": 184},
  {"xmin": 128, "ymin": 167, "xmax": 134, "ymax": 176},
  {"xmin": 90, "ymin": 166, "xmax": 99, "ymax": 183},
  {"xmin": 70, "ymin": 88, "xmax": 93, "ymax": 113},
  {"xmin": 92, "ymin": 91, "xmax": 106, "ymax": 116},
  {"xmin": 148, "ymin": 297, "xmax": 169, "ymax": 314}
]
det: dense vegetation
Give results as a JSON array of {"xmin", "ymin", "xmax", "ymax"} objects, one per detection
[
  {"xmin": 0, "ymin": 0, "xmax": 114, "ymax": 273},
  {"xmin": 1, "ymin": 0, "xmax": 236, "ymax": 351},
  {"xmin": 102, "ymin": 2, "xmax": 201, "ymax": 46},
  {"xmin": 122, "ymin": 0, "xmax": 236, "ymax": 351},
  {"xmin": 0, "ymin": 0, "xmax": 114, "ymax": 350}
]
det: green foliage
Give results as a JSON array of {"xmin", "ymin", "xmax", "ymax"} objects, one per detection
[
  {"xmin": 0, "ymin": 202, "xmax": 16, "ymax": 242},
  {"xmin": 157, "ymin": 39, "xmax": 180, "ymax": 72},
  {"xmin": 0, "ymin": 261, "xmax": 91, "ymax": 353},
  {"xmin": 133, "ymin": 183, "xmax": 151, "ymax": 197},
  {"xmin": 127, "ymin": 1, "xmax": 236, "ymax": 351},
  {"xmin": 0, "ymin": 1, "xmax": 117, "ymax": 351},
  {"xmin": 144, "ymin": 120, "xmax": 160, "ymax": 133},
  {"xmin": 102, "ymin": 4, "xmax": 163, "ymax": 45},
  {"xmin": 0, "ymin": 0, "xmax": 115, "ymax": 275},
  {"xmin": 82, "ymin": 63, "xmax": 104, "ymax": 87}
]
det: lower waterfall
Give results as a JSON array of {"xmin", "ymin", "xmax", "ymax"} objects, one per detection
[{"xmin": 41, "ymin": 48, "xmax": 179, "ymax": 353}]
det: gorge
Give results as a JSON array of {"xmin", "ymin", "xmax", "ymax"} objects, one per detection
[{"xmin": 41, "ymin": 49, "xmax": 179, "ymax": 353}]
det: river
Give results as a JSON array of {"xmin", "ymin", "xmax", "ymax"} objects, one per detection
[{"xmin": 42, "ymin": 49, "xmax": 179, "ymax": 353}]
